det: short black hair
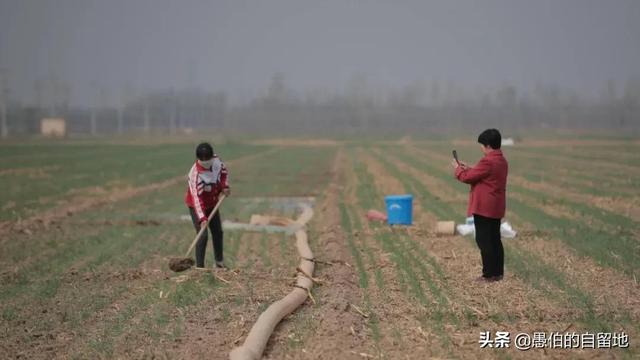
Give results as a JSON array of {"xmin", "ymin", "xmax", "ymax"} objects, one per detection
[
  {"xmin": 477, "ymin": 128, "xmax": 501, "ymax": 149},
  {"xmin": 195, "ymin": 142, "xmax": 214, "ymax": 160}
]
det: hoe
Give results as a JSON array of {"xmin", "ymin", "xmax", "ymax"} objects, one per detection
[{"xmin": 168, "ymin": 195, "xmax": 226, "ymax": 272}]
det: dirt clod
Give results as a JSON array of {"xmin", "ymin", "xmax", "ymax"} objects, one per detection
[{"xmin": 168, "ymin": 257, "xmax": 195, "ymax": 272}]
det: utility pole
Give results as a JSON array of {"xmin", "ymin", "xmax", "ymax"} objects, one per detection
[{"xmin": 0, "ymin": 69, "xmax": 8, "ymax": 138}]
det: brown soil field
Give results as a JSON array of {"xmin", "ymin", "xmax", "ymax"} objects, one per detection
[{"xmin": 0, "ymin": 139, "xmax": 638, "ymax": 359}]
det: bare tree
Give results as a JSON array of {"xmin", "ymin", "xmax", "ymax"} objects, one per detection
[
  {"xmin": 0, "ymin": 69, "xmax": 8, "ymax": 138},
  {"xmin": 117, "ymin": 83, "xmax": 134, "ymax": 135},
  {"xmin": 266, "ymin": 72, "xmax": 288, "ymax": 104},
  {"xmin": 89, "ymin": 82, "xmax": 98, "ymax": 135},
  {"xmin": 59, "ymin": 81, "xmax": 71, "ymax": 119},
  {"xmin": 169, "ymin": 89, "xmax": 177, "ymax": 135},
  {"xmin": 34, "ymin": 79, "xmax": 45, "ymax": 112},
  {"xmin": 116, "ymin": 100, "xmax": 124, "ymax": 135},
  {"xmin": 99, "ymin": 85, "xmax": 111, "ymax": 133},
  {"xmin": 143, "ymin": 95, "xmax": 150, "ymax": 134}
]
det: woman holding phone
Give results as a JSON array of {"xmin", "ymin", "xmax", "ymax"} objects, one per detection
[{"xmin": 452, "ymin": 129, "xmax": 508, "ymax": 282}]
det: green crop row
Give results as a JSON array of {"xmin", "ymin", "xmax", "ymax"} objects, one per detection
[
  {"xmin": 0, "ymin": 142, "xmax": 268, "ymax": 221},
  {"xmin": 376, "ymin": 147, "xmax": 615, "ymax": 331},
  {"xmin": 351, "ymin": 148, "xmax": 456, "ymax": 354},
  {"xmin": 388, "ymin": 146, "xmax": 639, "ymax": 278}
]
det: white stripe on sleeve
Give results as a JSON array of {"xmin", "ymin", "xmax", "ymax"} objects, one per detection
[{"xmin": 188, "ymin": 165, "xmax": 205, "ymax": 220}]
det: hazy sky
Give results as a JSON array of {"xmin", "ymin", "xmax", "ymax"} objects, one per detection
[{"xmin": 1, "ymin": 0, "xmax": 639, "ymax": 105}]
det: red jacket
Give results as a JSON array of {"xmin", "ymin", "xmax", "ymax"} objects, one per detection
[
  {"xmin": 455, "ymin": 149, "xmax": 508, "ymax": 219},
  {"xmin": 184, "ymin": 155, "xmax": 229, "ymax": 222}
]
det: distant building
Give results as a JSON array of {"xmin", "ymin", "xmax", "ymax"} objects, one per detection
[{"xmin": 41, "ymin": 118, "xmax": 66, "ymax": 137}]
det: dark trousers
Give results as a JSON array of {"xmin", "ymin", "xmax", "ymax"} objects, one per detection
[
  {"xmin": 473, "ymin": 214, "xmax": 504, "ymax": 278},
  {"xmin": 188, "ymin": 207, "xmax": 223, "ymax": 267}
]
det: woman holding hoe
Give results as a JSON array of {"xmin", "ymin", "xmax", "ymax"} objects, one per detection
[{"xmin": 185, "ymin": 142, "xmax": 231, "ymax": 269}]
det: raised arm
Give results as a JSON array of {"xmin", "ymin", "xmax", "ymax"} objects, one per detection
[{"xmin": 455, "ymin": 157, "xmax": 491, "ymax": 184}]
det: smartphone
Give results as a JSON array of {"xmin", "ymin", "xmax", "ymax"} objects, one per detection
[{"xmin": 452, "ymin": 150, "xmax": 460, "ymax": 165}]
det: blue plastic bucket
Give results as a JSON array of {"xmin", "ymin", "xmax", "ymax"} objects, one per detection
[{"xmin": 384, "ymin": 194, "xmax": 413, "ymax": 225}]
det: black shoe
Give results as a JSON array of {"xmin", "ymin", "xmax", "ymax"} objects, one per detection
[
  {"xmin": 476, "ymin": 275, "xmax": 502, "ymax": 283},
  {"xmin": 215, "ymin": 261, "xmax": 227, "ymax": 269}
]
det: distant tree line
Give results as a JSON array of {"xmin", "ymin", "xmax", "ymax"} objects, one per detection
[{"xmin": 1, "ymin": 74, "xmax": 638, "ymax": 137}]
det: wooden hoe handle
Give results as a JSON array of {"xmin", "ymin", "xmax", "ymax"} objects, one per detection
[{"xmin": 184, "ymin": 194, "xmax": 226, "ymax": 258}]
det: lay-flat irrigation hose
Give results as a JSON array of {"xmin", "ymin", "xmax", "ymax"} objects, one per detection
[{"xmin": 230, "ymin": 207, "xmax": 314, "ymax": 360}]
